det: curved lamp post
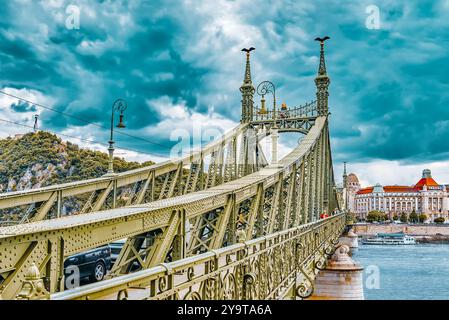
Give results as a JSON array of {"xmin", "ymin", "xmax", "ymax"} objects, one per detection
[
  {"xmin": 106, "ymin": 99, "xmax": 127, "ymax": 175},
  {"xmin": 257, "ymin": 81, "xmax": 280, "ymax": 166},
  {"xmin": 256, "ymin": 81, "xmax": 276, "ymax": 126}
]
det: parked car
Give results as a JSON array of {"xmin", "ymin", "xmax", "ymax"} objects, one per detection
[{"xmin": 64, "ymin": 245, "xmax": 111, "ymax": 284}]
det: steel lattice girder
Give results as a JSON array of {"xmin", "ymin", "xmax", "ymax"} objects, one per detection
[{"xmin": 0, "ymin": 116, "xmax": 339, "ymax": 299}]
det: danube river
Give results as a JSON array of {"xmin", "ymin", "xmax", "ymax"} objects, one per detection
[{"xmin": 352, "ymin": 244, "xmax": 449, "ymax": 300}]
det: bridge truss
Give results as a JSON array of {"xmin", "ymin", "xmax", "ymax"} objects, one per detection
[{"xmin": 0, "ymin": 39, "xmax": 342, "ymax": 300}]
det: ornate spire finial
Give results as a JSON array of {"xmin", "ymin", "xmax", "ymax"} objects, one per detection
[
  {"xmin": 240, "ymin": 47, "xmax": 256, "ymax": 123},
  {"xmin": 315, "ymin": 36, "xmax": 330, "ymax": 76},
  {"xmin": 343, "ymin": 162, "xmax": 348, "ymax": 188},
  {"xmin": 314, "ymin": 37, "xmax": 331, "ymax": 116},
  {"xmin": 241, "ymin": 47, "xmax": 255, "ymax": 84}
]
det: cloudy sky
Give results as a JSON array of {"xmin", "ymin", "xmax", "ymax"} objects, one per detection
[{"xmin": 1, "ymin": 0, "xmax": 448, "ymax": 187}]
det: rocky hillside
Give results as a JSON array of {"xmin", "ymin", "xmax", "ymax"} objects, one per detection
[{"xmin": 0, "ymin": 131, "xmax": 154, "ymax": 193}]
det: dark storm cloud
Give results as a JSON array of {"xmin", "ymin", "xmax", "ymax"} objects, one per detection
[
  {"xmin": 0, "ymin": 0, "xmax": 448, "ymax": 163},
  {"xmin": 10, "ymin": 101, "xmax": 37, "ymax": 113}
]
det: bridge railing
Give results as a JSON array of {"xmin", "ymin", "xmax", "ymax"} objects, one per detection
[
  {"xmin": 50, "ymin": 213, "xmax": 345, "ymax": 300},
  {"xmin": 252, "ymin": 100, "xmax": 317, "ymax": 122}
]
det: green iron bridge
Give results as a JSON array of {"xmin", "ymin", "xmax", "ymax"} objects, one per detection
[{"xmin": 0, "ymin": 38, "xmax": 345, "ymax": 300}]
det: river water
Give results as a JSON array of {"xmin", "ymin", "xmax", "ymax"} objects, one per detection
[{"xmin": 351, "ymin": 244, "xmax": 449, "ymax": 300}]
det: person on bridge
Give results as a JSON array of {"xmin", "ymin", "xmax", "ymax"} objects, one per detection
[
  {"xmin": 279, "ymin": 102, "xmax": 289, "ymax": 127},
  {"xmin": 280, "ymin": 102, "xmax": 289, "ymax": 117},
  {"xmin": 320, "ymin": 212, "xmax": 329, "ymax": 219}
]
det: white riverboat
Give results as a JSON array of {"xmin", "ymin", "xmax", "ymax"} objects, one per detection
[{"xmin": 361, "ymin": 232, "xmax": 417, "ymax": 245}]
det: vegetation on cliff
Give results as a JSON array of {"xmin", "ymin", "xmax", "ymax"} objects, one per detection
[
  {"xmin": 0, "ymin": 131, "xmax": 156, "ymax": 223},
  {"xmin": 0, "ymin": 131, "xmax": 154, "ymax": 192}
]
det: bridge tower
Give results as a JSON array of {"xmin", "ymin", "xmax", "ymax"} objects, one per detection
[
  {"xmin": 240, "ymin": 48, "xmax": 255, "ymax": 123},
  {"xmin": 315, "ymin": 37, "xmax": 330, "ymax": 116}
]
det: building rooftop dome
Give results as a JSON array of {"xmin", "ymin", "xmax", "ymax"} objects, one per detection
[
  {"xmin": 347, "ymin": 173, "xmax": 359, "ymax": 184},
  {"xmin": 414, "ymin": 169, "xmax": 439, "ymax": 190},
  {"xmin": 373, "ymin": 183, "xmax": 384, "ymax": 193}
]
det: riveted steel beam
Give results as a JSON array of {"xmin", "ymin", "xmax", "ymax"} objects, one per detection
[{"xmin": 246, "ymin": 183, "xmax": 264, "ymax": 239}]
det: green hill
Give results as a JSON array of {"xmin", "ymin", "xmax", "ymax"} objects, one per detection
[
  {"xmin": 0, "ymin": 131, "xmax": 154, "ymax": 192},
  {"xmin": 0, "ymin": 131, "xmax": 156, "ymax": 223}
]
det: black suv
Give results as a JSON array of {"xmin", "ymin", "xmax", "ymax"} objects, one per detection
[{"xmin": 64, "ymin": 245, "xmax": 111, "ymax": 285}]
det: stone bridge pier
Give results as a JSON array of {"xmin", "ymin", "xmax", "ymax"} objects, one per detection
[
  {"xmin": 309, "ymin": 227, "xmax": 364, "ymax": 300},
  {"xmin": 339, "ymin": 227, "xmax": 359, "ymax": 248}
]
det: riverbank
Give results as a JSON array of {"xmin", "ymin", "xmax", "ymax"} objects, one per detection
[
  {"xmin": 353, "ymin": 223, "xmax": 449, "ymax": 243},
  {"xmin": 415, "ymin": 235, "xmax": 449, "ymax": 244}
]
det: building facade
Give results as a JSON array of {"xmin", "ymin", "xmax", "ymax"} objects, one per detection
[
  {"xmin": 346, "ymin": 173, "xmax": 361, "ymax": 213},
  {"xmin": 341, "ymin": 162, "xmax": 361, "ymax": 213},
  {"xmin": 353, "ymin": 169, "xmax": 449, "ymax": 221}
]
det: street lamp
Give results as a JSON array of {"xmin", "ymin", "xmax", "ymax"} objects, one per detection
[
  {"xmin": 257, "ymin": 81, "xmax": 280, "ymax": 167},
  {"xmin": 257, "ymin": 81, "xmax": 277, "ymax": 124},
  {"xmin": 106, "ymin": 98, "xmax": 127, "ymax": 176}
]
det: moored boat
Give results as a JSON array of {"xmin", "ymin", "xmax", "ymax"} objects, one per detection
[{"xmin": 361, "ymin": 232, "xmax": 417, "ymax": 245}]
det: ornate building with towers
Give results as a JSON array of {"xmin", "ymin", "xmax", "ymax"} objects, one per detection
[{"xmin": 349, "ymin": 169, "xmax": 449, "ymax": 222}]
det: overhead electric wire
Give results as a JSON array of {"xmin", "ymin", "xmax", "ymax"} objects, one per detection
[
  {"xmin": 0, "ymin": 118, "xmax": 172, "ymax": 159},
  {"xmin": 0, "ymin": 90, "xmax": 179, "ymax": 152}
]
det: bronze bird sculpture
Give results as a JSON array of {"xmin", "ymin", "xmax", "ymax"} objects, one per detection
[
  {"xmin": 241, "ymin": 47, "xmax": 255, "ymax": 53},
  {"xmin": 315, "ymin": 36, "xmax": 330, "ymax": 43}
]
